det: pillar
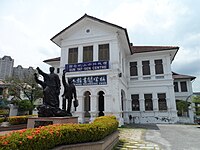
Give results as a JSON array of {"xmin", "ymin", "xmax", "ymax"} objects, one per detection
[
  {"xmin": 89, "ymin": 95, "xmax": 99, "ymax": 122},
  {"xmin": 75, "ymin": 95, "xmax": 84, "ymax": 123},
  {"xmin": 153, "ymin": 92, "xmax": 158, "ymax": 111}
]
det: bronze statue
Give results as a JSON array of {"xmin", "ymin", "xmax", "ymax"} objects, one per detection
[
  {"xmin": 34, "ymin": 67, "xmax": 68, "ymax": 117},
  {"xmin": 35, "ymin": 67, "xmax": 60, "ymax": 107},
  {"xmin": 62, "ymin": 70, "xmax": 78, "ymax": 116}
]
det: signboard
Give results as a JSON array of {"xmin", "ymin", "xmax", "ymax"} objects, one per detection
[
  {"xmin": 72, "ymin": 75, "xmax": 107, "ymax": 86},
  {"xmin": 65, "ymin": 61, "xmax": 109, "ymax": 72}
]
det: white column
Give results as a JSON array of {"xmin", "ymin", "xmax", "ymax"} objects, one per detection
[
  {"xmin": 78, "ymin": 45, "xmax": 83, "ymax": 63},
  {"xmin": 168, "ymin": 85, "xmax": 177, "ymax": 111},
  {"xmin": 93, "ymin": 44, "xmax": 98, "ymax": 61},
  {"xmin": 163, "ymin": 58, "xmax": 167, "ymax": 74},
  {"xmin": 150, "ymin": 59, "xmax": 155, "ymax": 79},
  {"xmin": 104, "ymin": 94, "xmax": 112, "ymax": 115},
  {"xmin": 137, "ymin": 61, "xmax": 143, "ymax": 80},
  {"xmin": 153, "ymin": 92, "xmax": 158, "ymax": 111},
  {"xmin": 127, "ymin": 99, "xmax": 132, "ymax": 111},
  {"xmin": 89, "ymin": 95, "xmax": 99, "ymax": 122},
  {"xmin": 75, "ymin": 95, "xmax": 84, "ymax": 123},
  {"xmin": 139, "ymin": 93, "xmax": 145, "ymax": 112}
]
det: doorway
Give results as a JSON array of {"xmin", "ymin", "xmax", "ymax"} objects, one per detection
[
  {"xmin": 98, "ymin": 91, "xmax": 105, "ymax": 116},
  {"xmin": 84, "ymin": 91, "xmax": 91, "ymax": 118}
]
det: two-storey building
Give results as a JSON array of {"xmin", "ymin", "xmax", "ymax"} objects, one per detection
[{"xmin": 44, "ymin": 14, "xmax": 194, "ymax": 124}]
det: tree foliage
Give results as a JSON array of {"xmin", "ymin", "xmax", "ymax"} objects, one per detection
[
  {"xmin": 5, "ymin": 75, "xmax": 43, "ymax": 106},
  {"xmin": 192, "ymin": 96, "xmax": 200, "ymax": 116},
  {"xmin": 176, "ymin": 100, "xmax": 190, "ymax": 116}
]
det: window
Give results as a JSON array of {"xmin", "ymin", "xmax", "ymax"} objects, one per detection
[
  {"xmin": 131, "ymin": 94, "xmax": 140, "ymax": 111},
  {"xmin": 98, "ymin": 44, "xmax": 109, "ymax": 61},
  {"xmin": 144, "ymin": 94, "xmax": 153, "ymax": 111},
  {"xmin": 142, "ymin": 60, "xmax": 150, "ymax": 75},
  {"xmin": 83, "ymin": 46, "xmax": 93, "ymax": 62},
  {"xmin": 68, "ymin": 47, "xmax": 78, "ymax": 64},
  {"xmin": 57, "ymin": 68, "xmax": 60, "ymax": 74},
  {"xmin": 180, "ymin": 81, "xmax": 187, "ymax": 92},
  {"xmin": 155, "ymin": 59, "xmax": 164, "ymax": 74},
  {"xmin": 174, "ymin": 82, "xmax": 179, "ymax": 92},
  {"xmin": 130, "ymin": 62, "xmax": 138, "ymax": 76},
  {"xmin": 158, "ymin": 93, "xmax": 167, "ymax": 111}
]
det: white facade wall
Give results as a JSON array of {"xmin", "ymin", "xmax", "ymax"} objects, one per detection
[
  {"xmin": 122, "ymin": 52, "xmax": 178, "ymax": 123},
  {"xmin": 56, "ymin": 20, "xmax": 127, "ymax": 124},
  {"xmin": 48, "ymin": 16, "xmax": 180, "ymax": 125}
]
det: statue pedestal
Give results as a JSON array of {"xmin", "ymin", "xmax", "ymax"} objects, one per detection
[{"xmin": 27, "ymin": 116, "xmax": 78, "ymax": 129}]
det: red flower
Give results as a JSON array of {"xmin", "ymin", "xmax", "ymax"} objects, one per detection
[
  {"xmin": 27, "ymin": 135, "xmax": 33, "ymax": 139},
  {"xmin": 3, "ymin": 141, "xmax": 8, "ymax": 145}
]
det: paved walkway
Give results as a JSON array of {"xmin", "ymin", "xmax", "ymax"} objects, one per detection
[{"xmin": 114, "ymin": 126, "xmax": 161, "ymax": 150}]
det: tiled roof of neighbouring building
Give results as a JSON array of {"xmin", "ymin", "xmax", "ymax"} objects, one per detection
[{"xmin": 172, "ymin": 72, "xmax": 196, "ymax": 81}]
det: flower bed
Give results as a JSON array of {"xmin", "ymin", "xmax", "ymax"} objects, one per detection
[{"xmin": 0, "ymin": 116, "xmax": 118, "ymax": 150}]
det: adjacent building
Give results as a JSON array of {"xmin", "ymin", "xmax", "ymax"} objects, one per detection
[
  {"xmin": 43, "ymin": 14, "xmax": 195, "ymax": 124},
  {"xmin": 0, "ymin": 56, "xmax": 14, "ymax": 80},
  {"xmin": 0, "ymin": 56, "xmax": 35, "ymax": 99},
  {"xmin": 13, "ymin": 65, "xmax": 35, "ymax": 80}
]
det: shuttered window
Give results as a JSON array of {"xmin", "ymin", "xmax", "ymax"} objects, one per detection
[
  {"xmin": 180, "ymin": 81, "xmax": 187, "ymax": 92},
  {"xmin": 130, "ymin": 62, "xmax": 138, "ymax": 76},
  {"xmin": 68, "ymin": 47, "xmax": 78, "ymax": 64},
  {"xmin": 83, "ymin": 46, "xmax": 93, "ymax": 62},
  {"xmin": 142, "ymin": 60, "xmax": 150, "ymax": 75},
  {"xmin": 98, "ymin": 44, "xmax": 109, "ymax": 61},
  {"xmin": 155, "ymin": 59, "xmax": 164, "ymax": 74},
  {"xmin": 174, "ymin": 82, "xmax": 179, "ymax": 92},
  {"xmin": 131, "ymin": 94, "xmax": 140, "ymax": 111},
  {"xmin": 144, "ymin": 94, "xmax": 153, "ymax": 111},
  {"xmin": 158, "ymin": 93, "xmax": 167, "ymax": 110}
]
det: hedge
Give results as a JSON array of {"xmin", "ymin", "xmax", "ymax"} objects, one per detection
[
  {"xmin": 7, "ymin": 116, "xmax": 28, "ymax": 125},
  {"xmin": 0, "ymin": 118, "xmax": 4, "ymax": 123},
  {"xmin": 0, "ymin": 116, "xmax": 118, "ymax": 150}
]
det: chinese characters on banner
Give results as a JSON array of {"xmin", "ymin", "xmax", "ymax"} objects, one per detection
[
  {"xmin": 72, "ymin": 75, "xmax": 107, "ymax": 86},
  {"xmin": 65, "ymin": 61, "xmax": 109, "ymax": 72}
]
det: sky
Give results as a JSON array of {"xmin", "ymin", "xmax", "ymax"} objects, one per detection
[{"xmin": 0, "ymin": 0, "xmax": 199, "ymax": 91}]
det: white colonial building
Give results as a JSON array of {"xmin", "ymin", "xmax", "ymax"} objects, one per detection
[{"xmin": 44, "ymin": 14, "xmax": 195, "ymax": 125}]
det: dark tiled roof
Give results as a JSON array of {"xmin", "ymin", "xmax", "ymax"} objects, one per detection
[
  {"xmin": 43, "ymin": 57, "xmax": 60, "ymax": 63},
  {"xmin": 172, "ymin": 72, "xmax": 196, "ymax": 81},
  {"xmin": 131, "ymin": 46, "xmax": 179, "ymax": 53}
]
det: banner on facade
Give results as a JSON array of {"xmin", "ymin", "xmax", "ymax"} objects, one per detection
[
  {"xmin": 65, "ymin": 61, "xmax": 109, "ymax": 72},
  {"xmin": 71, "ymin": 75, "xmax": 107, "ymax": 86}
]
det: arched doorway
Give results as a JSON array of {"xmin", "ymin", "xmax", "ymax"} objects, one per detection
[
  {"xmin": 121, "ymin": 90, "xmax": 125, "ymax": 117},
  {"xmin": 98, "ymin": 91, "xmax": 105, "ymax": 116},
  {"xmin": 84, "ymin": 91, "xmax": 91, "ymax": 119}
]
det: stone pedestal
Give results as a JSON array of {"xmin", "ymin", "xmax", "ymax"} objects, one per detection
[{"xmin": 27, "ymin": 116, "xmax": 78, "ymax": 128}]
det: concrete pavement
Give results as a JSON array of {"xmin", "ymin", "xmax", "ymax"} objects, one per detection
[{"xmin": 115, "ymin": 124, "xmax": 200, "ymax": 150}]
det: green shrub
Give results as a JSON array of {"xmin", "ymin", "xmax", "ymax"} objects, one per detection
[
  {"xmin": 0, "ymin": 109, "xmax": 9, "ymax": 115},
  {"xmin": 7, "ymin": 116, "xmax": 28, "ymax": 125},
  {"xmin": 0, "ymin": 118, "xmax": 5, "ymax": 123},
  {"xmin": 0, "ymin": 116, "xmax": 118, "ymax": 150}
]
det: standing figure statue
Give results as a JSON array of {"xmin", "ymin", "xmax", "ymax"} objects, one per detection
[
  {"xmin": 34, "ymin": 67, "xmax": 69, "ymax": 117},
  {"xmin": 36, "ymin": 67, "xmax": 61, "ymax": 108},
  {"xmin": 62, "ymin": 70, "xmax": 78, "ymax": 116}
]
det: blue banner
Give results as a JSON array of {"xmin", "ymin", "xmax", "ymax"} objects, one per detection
[
  {"xmin": 65, "ymin": 61, "xmax": 109, "ymax": 72},
  {"xmin": 71, "ymin": 75, "xmax": 107, "ymax": 86}
]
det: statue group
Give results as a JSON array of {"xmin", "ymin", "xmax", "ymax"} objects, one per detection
[{"xmin": 34, "ymin": 67, "xmax": 78, "ymax": 117}]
